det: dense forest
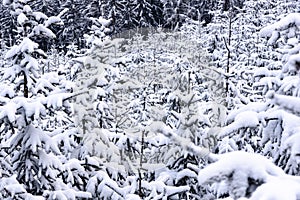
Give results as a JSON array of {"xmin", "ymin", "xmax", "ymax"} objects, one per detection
[{"xmin": 1, "ymin": 0, "xmax": 300, "ymax": 199}]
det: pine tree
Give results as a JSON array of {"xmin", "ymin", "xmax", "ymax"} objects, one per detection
[
  {"xmin": 0, "ymin": 3, "xmax": 15, "ymax": 47},
  {"xmin": 216, "ymin": 2, "xmax": 300, "ymax": 176},
  {"xmin": 60, "ymin": 0, "xmax": 89, "ymax": 51},
  {"xmin": 130, "ymin": 0, "xmax": 162, "ymax": 28},
  {"xmin": 1, "ymin": 0, "xmax": 90, "ymax": 198},
  {"xmin": 100, "ymin": 0, "xmax": 129, "ymax": 33}
]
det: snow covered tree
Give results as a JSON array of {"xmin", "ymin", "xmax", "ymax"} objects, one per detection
[
  {"xmin": 198, "ymin": 151, "xmax": 300, "ymax": 199},
  {"xmin": 100, "ymin": 0, "xmax": 130, "ymax": 33},
  {"xmin": 257, "ymin": 13, "xmax": 300, "ymax": 175},
  {"xmin": 217, "ymin": 9, "xmax": 300, "ymax": 175},
  {"xmin": 106, "ymin": 25, "xmax": 226, "ymax": 198},
  {"xmin": 130, "ymin": 0, "xmax": 163, "ymax": 28},
  {"xmin": 1, "ymin": 1, "xmax": 90, "ymax": 198},
  {"xmin": 0, "ymin": 3, "xmax": 16, "ymax": 47},
  {"xmin": 60, "ymin": 0, "xmax": 89, "ymax": 50},
  {"xmin": 69, "ymin": 16, "xmax": 132, "ymax": 198},
  {"xmin": 162, "ymin": 0, "xmax": 188, "ymax": 30}
]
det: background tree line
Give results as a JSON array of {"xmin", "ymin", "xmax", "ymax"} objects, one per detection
[{"xmin": 0, "ymin": 0, "xmax": 246, "ymax": 52}]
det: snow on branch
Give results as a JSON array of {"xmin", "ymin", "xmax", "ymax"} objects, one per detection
[
  {"xmin": 219, "ymin": 111, "xmax": 260, "ymax": 138},
  {"xmin": 0, "ymin": 92, "xmax": 78, "ymax": 125},
  {"xmin": 282, "ymin": 54, "xmax": 300, "ymax": 73},
  {"xmin": 260, "ymin": 13, "xmax": 300, "ymax": 45},
  {"xmin": 23, "ymin": 125, "xmax": 61, "ymax": 154},
  {"xmin": 148, "ymin": 121, "xmax": 212, "ymax": 159},
  {"xmin": 267, "ymin": 91, "xmax": 300, "ymax": 114},
  {"xmin": 43, "ymin": 189, "xmax": 92, "ymax": 199},
  {"xmin": 250, "ymin": 178, "xmax": 300, "ymax": 200},
  {"xmin": 198, "ymin": 151, "xmax": 287, "ymax": 199}
]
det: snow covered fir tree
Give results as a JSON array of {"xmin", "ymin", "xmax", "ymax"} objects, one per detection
[{"xmin": 1, "ymin": 0, "xmax": 300, "ymax": 199}]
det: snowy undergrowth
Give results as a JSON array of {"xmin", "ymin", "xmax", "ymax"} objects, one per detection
[
  {"xmin": 2, "ymin": 0, "xmax": 300, "ymax": 199},
  {"xmin": 201, "ymin": 9, "xmax": 300, "ymax": 200}
]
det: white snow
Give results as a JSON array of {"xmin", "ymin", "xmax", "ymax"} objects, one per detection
[
  {"xmin": 57, "ymin": 8, "xmax": 69, "ymax": 18},
  {"xmin": 45, "ymin": 189, "xmax": 92, "ymax": 200},
  {"xmin": 283, "ymin": 54, "xmax": 300, "ymax": 73},
  {"xmin": 23, "ymin": 5, "xmax": 32, "ymax": 13},
  {"xmin": 219, "ymin": 111, "xmax": 260, "ymax": 138},
  {"xmin": 23, "ymin": 100, "xmax": 46, "ymax": 120},
  {"xmin": 148, "ymin": 121, "xmax": 211, "ymax": 158},
  {"xmin": 33, "ymin": 11, "xmax": 48, "ymax": 21},
  {"xmin": 22, "ymin": 54, "xmax": 39, "ymax": 71},
  {"xmin": 269, "ymin": 92, "xmax": 300, "ymax": 114},
  {"xmin": 17, "ymin": 13, "xmax": 28, "ymax": 25},
  {"xmin": 42, "ymin": 93, "xmax": 72, "ymax": 109},
  {"xmin": 0, "ymin": 101, "xmax": 18, "ymax": 123},
  {"xmin": 23, "ymin": 125, "xmax": 60, "ymax": 154},
  {"xmin": 284, "ymin": 133, "xmax": 300, "ymax": 164},
  {"xmin": 0, "ymin": 84, "xmax": 15, "ymax": 98},
  {"xmin": 260, "ymin": 13, "xmax": 300, "ymax": 44},
  {"xmin": 253, "ymin": 67, "xmax": 280, "ymax": 79},
  {"xmin": 19, "ymin": 37, "xmax": 38, "ymax": 53},
  {"xmin": 1, "ymin": 175, "xmax": 26, "ymax": 196},
  {"xmin": 4, "ymin": 184, "xmax": 26, "ymax": 196},
  {"xmin": 29, "ymin": 24, "xmax": 56, "ymax": 38},
  {"xmin": 97, "ymin": 16, "xmax": 111, "ymax": 27},
  {"xmin": 3, "ymin": 0, "xmax": 12, "ymax": 5},
  {"xmin": 198, "ymin": 151, "xmax": 285, "ymax": 184},
  {"xmin": 45, "ymin": 16, "xmax": 63, "ymax": 27},
  {"xmin": 175, "ymin": 168, "xmax": 197, "ymax": 183},
  {"xmin": 198, "ymin": 151, "xmax": 289, "ymax": 198},
  {"xmin": 5, "ymin": 38, "xmax": 39, "ymax": 60},
  {"xmin": 226, "ymin": 102, "xmax": 268, "ymax": 123},
  {"xmin": 250, "ymin": 178, "xmax": 300, "ymax": 200}
]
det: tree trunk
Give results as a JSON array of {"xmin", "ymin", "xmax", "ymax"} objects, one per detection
[{"xmin": 23, "ymin": 70, "xmax": 28, "ymax": 98}]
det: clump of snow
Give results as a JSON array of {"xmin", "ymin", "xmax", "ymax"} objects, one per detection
[
  {"xmin": 23, "ymin": 5, "xmax": 32, "ymax": 13},
  {"xmin": 0, "ymin": 101, "xmax": 18, "ymax": 123},
  {"xmin": 29, "ymin": 24, "xmax": 56, "ymax": 38},
  {"xmin": 43, "ymin": 189, "xmax": 92, "ymax": 200},
  {"xmin": 33, "ymin": 11, "xmax": 47, "ymax": 21},
  {"xmin": 198, "ymin": 151, "xmax": 286, "ymax": 199},
  {"xmin": 219, "ymin": 111, "xmax": 260, "ymax": 138},
  {"xmin": 253, "ymin": 67, "xmax": 270, "ymax": 78},
  {"xmin": 260, "ymin": 13, "xmax": 300, "ymax": 44},
  {"xmin": 41, "ymin": 93, "xmax": 72, "ymax": 109},
  {"xmin": 175, "ymin": 168, "xmax": 197, "ymax": 184},
  {"xmin": 0, "ymin": 84, "xmax": 15, "ymax": 98},
  {"xmin": 45, "ymin": 16, "xmax": 63, "ymax": 27},
  {"xmin": 283, "ymin": 54, "xmax": 300, "ymax": 73},
  {"xmin": 287, "ymin": 38, "xmax": 299, "ymax": 46},
  {"xmin": 2, "ymin": 176, "xmax": 26, "ymax": 196},
  {"xmin": 97, "ymin": 16, "xmax": 111, "ymax": 27},
  {"xmin": 17, "ymin": 13, "xmax": 28, "ymax": 25},
  {"xmin": 250, "ymin": 178, "xmax": 300, "ymax": 200},
  {"xmin": 5, "ymin": 38, "xmax": 39, "ymax": 59},
  {"xmin": 284, "ymin": 133, "xmax": 300, "ymax": 164},
  {"xmin": 226, "ymin": 102, "xmax": 268, "ymax": 123},
  {"xmin": 198, "ymin": 151, "xmax": 285, "ymax": 183},
  {"xmin": 269, "ymin": 92, "xmax": 300, "ymax": 114},
  {"xmin": 3, "ymin": 0, "xmax": 13, "ymax": 5},
  {"xmin": 23, "ymin": 125, "xmax": 61, "ymax": 154},
  {"xmin": 148, "ymin": 121, "xmax": 211, "ymax": 158}
]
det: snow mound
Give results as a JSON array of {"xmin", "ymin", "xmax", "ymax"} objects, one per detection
[
  {"xmin": 198, "ymin": 151, "xmax": 286, "ymax": 199},
  {"xmin": 219, "ymin": 111, "xmax": 260, "ymax": 138},
  {"xmin": 250, "ymin": 178, "xmax": 300, "ymax": 200},
  {"xmin": 198, "ymin": 151, "xmax": 285, "ymax": 184}
]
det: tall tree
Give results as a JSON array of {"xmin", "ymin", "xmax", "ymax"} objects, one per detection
[
  {"xmin": 1, "ymin": 0, "xmax": 90, "ymax": 198},
  {"xmin": 60, "ymin": 0, "xmax": 89, "ymax": 50}
]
